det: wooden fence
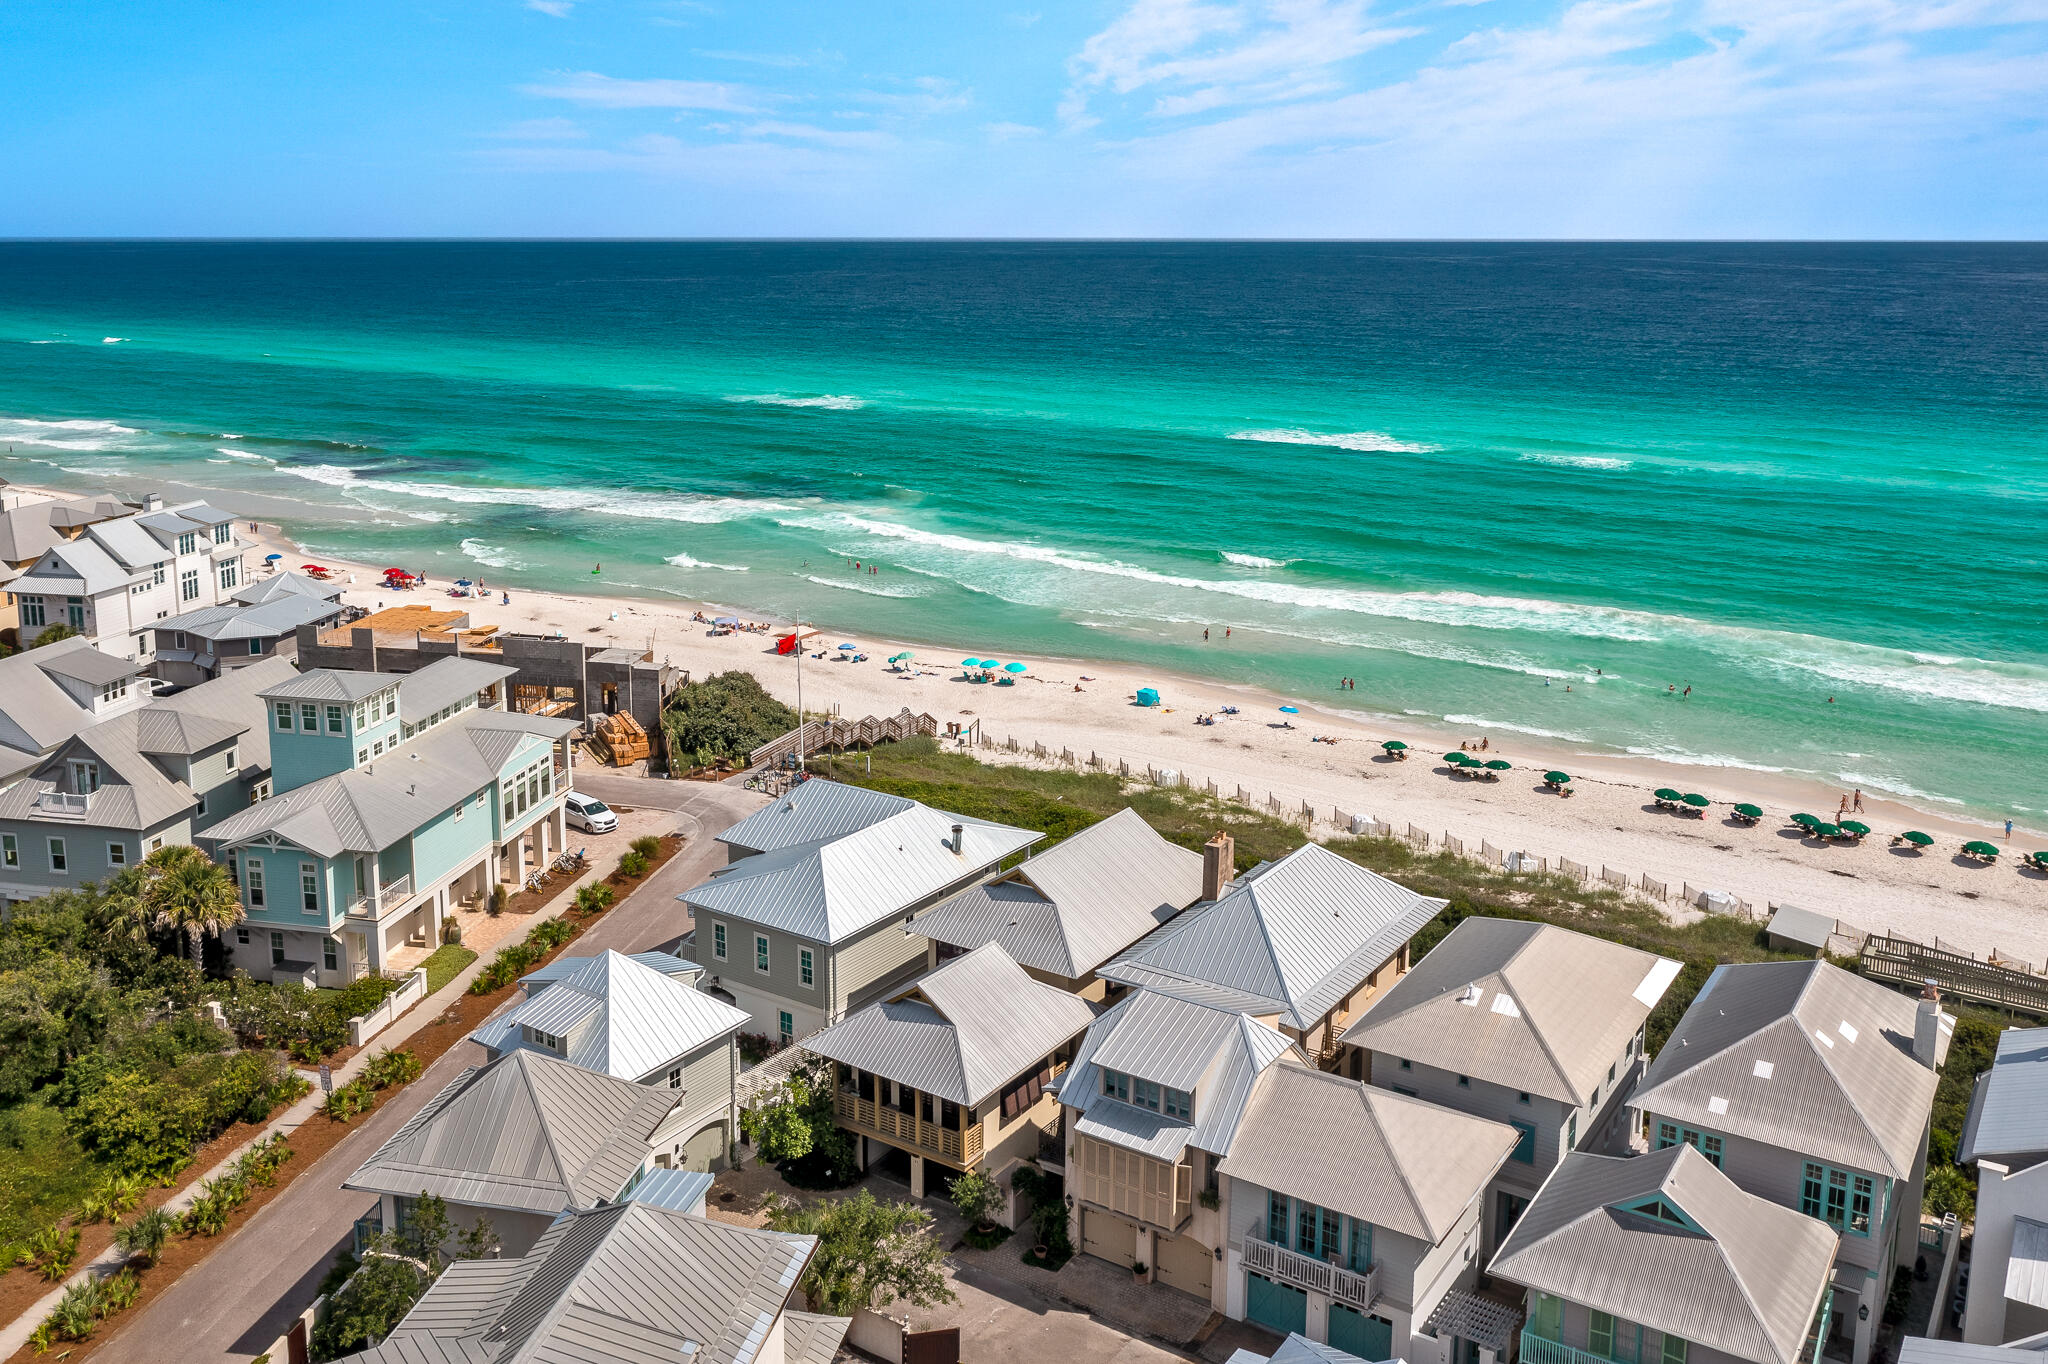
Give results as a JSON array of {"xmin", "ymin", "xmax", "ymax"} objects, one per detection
[{"xmin": 1861, "ymin": 933, "xmax": 2048, "ymax": 1017}]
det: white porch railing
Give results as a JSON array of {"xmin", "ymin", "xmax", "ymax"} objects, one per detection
[
  {"xmin": 1239, "ymin": 1232, "xmax": 1379, "ymax": 1311},
  {"xmin": 33, "ymin": 791, "xmax": 90, "ymax": 817},
  {"xmin": 344, "ymin": 873, "xmax": 417, "ymax": 919}
]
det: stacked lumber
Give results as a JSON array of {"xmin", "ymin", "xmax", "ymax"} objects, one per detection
[{"xmin": 591, "ymin": 711, "xmax": 651, "ymax": 765}]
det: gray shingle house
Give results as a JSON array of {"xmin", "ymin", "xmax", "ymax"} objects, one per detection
[
  {"xmin": 1341, "ymin": 917, "xmax": 1681, "ymax": 1253},
  {"xmin": 1490, "ymin": 1144, "xmax": 1839, "ymax": 1364},
  {"xmin": 680, "ymin": 778, "xmax": 1040, "ymax": 1045},
  {"xmin": 151, "ymin": 571, "xmax": 345, "ymax": 686},
  {"xmin": 1629, "ymin": 960, "xmax": 1949, "ymax": 1364}
]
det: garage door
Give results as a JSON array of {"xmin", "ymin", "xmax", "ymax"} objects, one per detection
[
  {"xmin": 1246, "ymin": 1273, "xmax": 1308, "ymax": 1337},
  {"xmin": 1330, "ymin": 1304, "xmax": 1394, "ymax": 1360},
  {"xmin": 1081, "ymin": 1209, "xmax": 1137, "ymax": 1269},
  {"xmin": 1155, "ymin": 1233, "xmax": 1211, "ymax": 1301}
]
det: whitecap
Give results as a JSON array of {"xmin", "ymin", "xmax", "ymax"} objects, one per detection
[
  {"xmin": 665, "ymin": 552, "xmax": 750, "ymax": 572},
  {"xmin": 216, "ymin": 447, "xmax": 275, "ymax": 463},
  {"xmin": 727, "ymin": 393, "xmax": 866, "ymax": 411},
  {"xmin": 1229, "ymin": 428, "xmax": 1437, "ymax": 455},
  {"xmin": 1834, "ymin": 771, "xmax": 1968, "ymax": 806},
  {"xmin": 459, "ymin": 537, "xmax": 525, "ymax": 569},
  {"xmin": 1222, "ymin": 551, "xmax": 1291, "ymax": 568},
  {"xmin": 286, "ymin": 464, "xmax": 787, "ymax": 526},
  {"xmin": 102, "ymin": 337, "xmax": 125, "ymax": 344},
  {"xmin": 0, "ymin": 417, "xmax": 145, "ymax": 452},
  {"xmin": 1518, "ymin": 453, "xmax": 1633, "ymax": 470},
  {"xmin": 1443, "ymin": 715, "xmax": 1589, "ymax": 742},
  {"xmin": 1620, "ymin": 746, "xmax": 1789, "ymax": 774},
  {"xmin": 802, "ymin": 574, "xmax": 928, "ymax": 599}
]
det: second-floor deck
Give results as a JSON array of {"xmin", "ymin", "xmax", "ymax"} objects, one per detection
[
  {"xmin": 1238, "ymin": 1229, "xmax": 1379, "ymax": 1312},
  {"xmin": 345, "ymin": 872, "xmax": 416, "ymax": 920},
  {"xmin": 836, "ymin": 1092, "xmax": 986, "ymax": 1168}
]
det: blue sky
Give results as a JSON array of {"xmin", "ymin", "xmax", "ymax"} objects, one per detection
[{"xmin": 3, "ymin": 0, "xmax": 2044, "ymax": 237}]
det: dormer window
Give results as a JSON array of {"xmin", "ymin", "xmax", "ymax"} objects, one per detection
[
  {"xmin": 98, "ymin": 677, "xmax": 128, "ymax": 704},
  {"xmin": 521, "ymin": 1024, "xmax": 566, "ymax": 1055},
  {"xmin": 71, "ymin": 760, "xmax": 100, "ymax": 794},
  {"xmin": 177, "ymin": 532, "xmax": 196, "ymax": 555},
  {"xmin": 1100, "ymin": 1067, "xmax": 1193, "ymax": 1120},
  {"xmin": 213, "ymin": 523, "xmax": 230, "ymax": 545}
]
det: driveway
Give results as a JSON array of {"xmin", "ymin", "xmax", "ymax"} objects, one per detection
[{"xmin": 88, "ymin": 774, "xmax": 766, "ymax": 1364}]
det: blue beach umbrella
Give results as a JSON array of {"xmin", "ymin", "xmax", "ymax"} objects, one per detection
[
  {"xmin": 960, "ymin": 657, "xmax": 980, "ymax": 667},
  {"xmin": 979, "ymin": 659, "xmax": 1001, "ymax": 669},
  {"xmin": 838, "ymin": 643, "xmax": 857, "ymax": 651},
  {"xmin": 263, "ymin": 553, "xmax": 282, "ymax": 563},
  {"xmin": 1279, "ymin": 705, "xmax": 1300, "ymax": 714},
  {"xmin": 1003, "ymin": 662, "xmax": 1028, "ymax": 674}
]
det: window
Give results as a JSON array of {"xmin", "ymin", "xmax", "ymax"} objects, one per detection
[
  {"xmin": 754, "ymin": 934, "xmax": 769, "ymax": 973},
  {"xmin": 353, "ymin": 703, "xmax": 368, "ymax": 728},
  {"xmin": 71, "ymin": 761, "xmax": 100, "ymax": 793},
  {"xmin": 521, "ymin": 1025, "xmax": 566, "ymax": 1053},
  {"xmin": 218, "ymin": 562, "xmax": 238, "ymax": 590},
  {"xmin": 248, "ymin": 638, "xmax": 263, "ymax": 656},
  {"xmin": 174, "ymin": 631, "xmax": 188, "ymax": 650},
  {"xmin": 1267, "ymin": 1191, "xmax": 1288, "ymax": 1246},
  {"xmin": 1662, "ymin": 1336, "xmax": 1688, "ymax": 1364},
  {"xmin": 1, "ymin": 834, "xmax": 15, "ymax": 868},
  {"xmin": 195, "ymin": 792, "xmax": 207, "ymax": 818},
  {"xmin": 358, "ymin": 749, "xmax": 369, "ymax": 765},
  {"xmin": 667, "ymin": 1066, "xmax": 682, "ymax": 1089},
  {"xmin": 224, "ymin": 745, "xmax": 238, "ymax": 773},
  {"xmin": 799, "ymin": 948, "xmax": 814, "ymax": 988},
  {"xmin": 1132, "ymin": 1077, "xmax": 1160, "ymax": 1111},
  {"xmin": 1399, "ymin": 1058, "xmax": 1412, "ymax": 1070},
  {"xmin": 1801, "ymin": 1163, "xmax": 1873, "ymax": 1235},
  {"xmin": 300, "ymin": 703, "xmax": 319, "ymax": 731},
  {"xmin": 270, "ymin": 930, "xmax": 284, "ymax": 965},
  {"xmin": 213, "ymin": 522, "xmax": 231, "ymax": 545},
  {"xmin": 275, "ymin": 702, "xmax": 294, "ymax": 731},
  {"xmin": 1590, "ymin": 1312, "xmax": 1615, "ymax": 1360},
  {"xmin": 236, "ymin": 925, "xmax": 249, "ymax": 944},
  {"xmin": 152, "ymin": 562, "xmax": 165, "ymax": 586},
  {"xmin": 227, "ymin": 852, "xmax": 238, "ymax": 885},
  {"xmin": 1567, "ymin": 1113, "xmax": 1578, "ymax": 1150},
  {"xmin": 778, "ymin": 1010, "xmax": 793, "ymax": 1047},
  {"xmin": 148, "ymin": 835, "xmax": 162, "ymax": 852},
  {"xmin": 372, "ymin": 738, "xmax": 385, "ymax": 757},
  {"xmin": 1608, "ymin": 1062, "xmax": 1617, "ymax": 1083},
  {"xmin": 323, "ymin": 938, "xmax": 338, "ymax": 971},
  {"xmin": 47, "ymin": 837, "xmax": 65, "ymax": 873},
  {"xmin": 252, "ymin": 780, "xmax": 270, "ymax": 802},
  {"xmin": 21, "ymin": 596, "xmax": 43, "ymax": 627},
  {"xmin": 1655, "ymin": 1123, "xmax": 1724, "ymax": 1169},
  {"xmin": 66, "ymin": 598, "xmax": 83, "ymax": 629},
  {"xmin": 712, "ymin": 922, "xmax": 727, "ymax": 960},
  {"xmin": 301, "ymin": 863, "xmax": 319, "ymax": 913},
  {"xmin": 180, "ymin": 569, "xmax": 200, "ymax": 602},
  {"xmin": 98, "ymin": 677, "xmax": 127, "ymax": 704},
  {"xmin": 1518, "ymin": 1091, "xmax": 1532, "ymax": 1105},
  {"xmin": 326, "ymin": 705, "xmax": 344, "ymax": 734},
  {"xmin": 247, "ymin": 861, "xmax": 265, "ymax": 907},
  {"xmin": 1163, "ymin": 1087, "xmax": 1193, "ymax": 1121},
  {"xmin": 177, "ymin": 532, "xmax": 197, "ymax": 555},
  {"xmin": 107, "ymin": 841, "xmax": 127, "ymax": 867},
  {"xmin": 1101, "ymin": 1068, "xmax": 1130, "ymax": 1103},
  {"xmin": 1509, "ymin": 1119, "xmax": 1537, "ymax": 1164},
  {"xmin": 1457, "ymin": 1074, "xmax": 1471, "ymax": 1088},
  {"xmin": 382, "ymin": 692, "xmax": 394, "ymax": 720}
]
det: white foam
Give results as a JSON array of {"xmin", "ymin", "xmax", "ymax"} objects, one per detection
[
  {"xmin": 459, "ymin": 538, "xmax": 525, "ymax": 569},
  {"xmin": 1620, "ymin": 746, "xmax": 1789, "ymax": 774},
  {"xmin": 802, "ymin": 574, "xmax": 928, "ymax": 599},
  {"xmin": 1230, "ymin": 428, "xmax": 1437, "ymax": 455},
  {"xmin": 1834, "ymin": 771, "xmax": 1968, "ymax": 806},
  {"xmin": 727, "ymin": 393, "xmax": 866, "ymax": 411},
  {"xmin": 1222, "ymin": 551, "xmax": 1291, "ymax": 568},
  {"xmin": 0, "ymin": 417, "xmax": 145, "ymax": 452},
  {"xmin": 1768, "ymin": 650, "xmax": 2048, "ymax": 715},
  {"xmin": 216, "ymin": 447, "xmax": 275, "ymax": 463},
  {"xmin": 665, "ymin": 552, "xmax": 749, "ymax": 572},
  {"xmin": 102, "ymin": 337, "xmax": 125, "ymax": 344},
  {"xmin": 1519, "ymin": 453, "xmax": 1633, "ymax": 470},
  {"xmin": 1442, "ymin": 715, "xmax": 1589, "ymax": 742},
  {"xmin": 286, "ymin": 464, "xmax": 787, "ymax": 525}
]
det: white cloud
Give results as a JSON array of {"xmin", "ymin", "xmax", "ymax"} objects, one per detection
[
  {"xmin": 703, "ymin": 119, "xmax": 894, "ymax": 148},
  {"xmin": 857, "ymin": 76, "xmax": 975, "ymax": 118},
  {"xmin": 525, "ymin": 0, "xmax": 573, "ymax": 15},
  {"xmin": 519, "ymin": 71, "xmax": 759, "ymax": 112}
]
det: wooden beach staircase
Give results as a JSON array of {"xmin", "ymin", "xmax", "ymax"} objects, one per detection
[{"xmin": 747, "ymin": 708, "xmax": 939, "ymax": 771}]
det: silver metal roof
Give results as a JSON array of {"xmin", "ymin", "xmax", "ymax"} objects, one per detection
[
  {"xmin": 1220, "ymin": 1064, "xmax": 1518, "ymax": 1242},
  {"xmin": 1100, "ymin": 842, "xmax": 1446, "ymax": 1029},
  {"xmin": 1063, "ymin": 988, "xmax": 1302, "ymax": 1161},
  {"xmin": 912, "ymin": 807, "xmax": 1205, "ymax": 978},
  {"xmin": 0, "ymin": 638, "xmax": 137, "ymax": 752},
  {"xmin": 1631, "ymin": 959, "xmax": 1941, "ymax": 1179},
  {"xmin": 801, "ymin": 943, "xmax": 1095, "ymax": 1105},
  {"xmin": 232, "ymin": 570, "xmax": 343, "ymax": 606},
  {"xmin": 1341, "ymin": 917, "xmax": 1680, "ymax": 1105},
  {"xmin": 1898, "ymin": 1339, "xmax": 2048, "ymax": 1364},
  {"xmin": 259, "ymin": 667, "xmax": 396, "ymax": 703},
  {"xmin": 783, "ymin": 1312, "xmax": 855, "ymax": 1364},
  {"xmin": 2010, "ymin": 1217, "xmax": 2048, "ymax": 1312},
  {"xmin": 682, "ymin": 798, "xmax": 1040, "ymax": 944},
  {"xmin": 521, "ymin": 948, "xmax": 701, "ymax": 989},
  {"xmin": 623, "ymin": 1167, "xmax": 714, "ymax": 1215},
  {"xmin": 717, "ymin": 778, "xmax": 918, "ymax": 854},
  {"xmin": 35, "ymin": 647, "xmax": 140, "ymax": 686},
  {"xmin": 1225, "ymin": 1334, "xmax": 1381, "ymax": 1364},
  {"xmin": 400, "ymin": 655, "xmax": 517, "ymax": 724},
  {"xmin": 342, "ymin": 1050, "xmax": 677, "ymax": 1215},
  {"xmin": 470, "ymin": 950, "xmax": 749, "ymax": 1082},
  {"xmin": 156, "ymin": 591, "xmax": 340, "ymax": 643},
  {"xmin": 340, "ymin": 1200, "xmax": 833, "ymax": 1364},
  {"xmin": 1765, "ymin": 902, "xmax": 1839, "ymax": 950},
  {"xmin": 1489, "ymin": 1145, "xmax": 1838, "ymax": 1364},
  {"xmin": 1959, "ymin": 1027, "xmax": 2048, "ymax": 1163}
]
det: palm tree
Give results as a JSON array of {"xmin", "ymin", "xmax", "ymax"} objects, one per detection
[{"xmin": 139, "ymin": 844, "xmax": 242, "ymax": 964}]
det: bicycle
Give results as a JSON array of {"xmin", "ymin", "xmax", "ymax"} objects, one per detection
[{"xmin": 526, "ymin": 869, "xmax": 549, "ymax": 892}]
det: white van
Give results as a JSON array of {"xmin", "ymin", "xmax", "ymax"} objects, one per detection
[{"xmin": 564, "ymin": 790, "xmax": 618, "ymax": 834}]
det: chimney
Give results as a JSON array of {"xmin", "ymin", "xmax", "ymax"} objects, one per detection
[
  {"xmin": 142, "ymin": 492, "xmax": 163, "ymax": 512},
  {"xmin": 950, "ymin": 823, "xmax": 963, "ymax": 855},
  {"xmin": 1913, "ymin": 978, "xmax": 1944, "ymax": 1069},
  {"xmin": 1203, "ymin": 831, "xmax": 1235, "ymax": 903}
]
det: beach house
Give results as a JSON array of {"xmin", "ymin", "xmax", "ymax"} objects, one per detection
[
  {"xmin": 471, "ymin": 949, "xmax": 752, "ymax": 1173},
  {"xmin": 326, "ymin": 1197, "xmax": 850, "ymax": 1364},
  {"xmin": 801, "ymin": 942, "xmax": 1096, "ymax": 1200},
  {"xmin": 1096, "ymin": 838, "xmax": 1444, "ymax": 1071},
  {"xmin": 9, "ymin": 493, "xmax": 249, "ymax": 658},
  {"xmin": 1226, "ymin": 1336, "xmax": 1380, "ymax": 1364},
  {"xmin": 150, "ymin": 571, "xmax": 345, "ymax": 686},
  {"xmin": 911, "ymin": 806, "xmax": 1208, "ymax": 998},
  {"xmin": 0, "ymin": 656, "xmax": 288, "ymax": 908},
  {"xmin": 1491, "ymin": 1144, "xmax": 1840, "ymax": 1364},
  {"xmin": 0, "ymin": 489, "xmax": 135, "ymax": 646},
  {"xmin": 1629, "ymin": 961, "xmax": 1950, "ymax": 1364},
  {"xmin": 1959, "ymin": 1026, "xmax": 2048, "ymax": 1347},
  {"xmin": 1340, "ymin": 917, "xmax": 1682, "ymax": 1253},
  {"xmin": 0, "ymin": 636, "xmax": 157, "ymax": 786},
  {"xmin": 678, "ymin": 778, "xmax": 1040, "ymax": 1045},
  {"xmin": 196, "ymin": 655, "xmax": 576, "ymax": 985},
  {"xmin": 343, "ymin": 1048, "xmax": 681, "ymax": 1258}
]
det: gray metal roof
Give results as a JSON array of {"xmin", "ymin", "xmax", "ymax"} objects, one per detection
[
  {"xmin": 801, "ymin": 943, "xmax": 1096, "ymax": 1105},
  {"xmin": 232, "ymin": 570, "xmax": 343, "ymax": 606},
  {"xmin": 343, "ymin": 1050, "xmax": 677, "ymax": 1216},
  {"xmin": 340, "ymin": 1200, "xmax": 832, "ymax": 1364},
  {"xmin": 521, "ymin": 949, "xmax": 701, "ymax": 989},
  {"xmin": 1220, "ymin": 1065, "xmax": 1518, "ymax": 1242},
  {"xmin": 783, "ymin": 1312, "xmax": 854, "ymax": 1364},
  {"xmin": 23, "ymin": 536, "xmax": 137, "ymax": 595},
  {"xmin": 0, "ymin": 493, "xmax": 126, "ymax": 565},
  {"xmin": 2010, "ymin": 1217, "xmax": 2048, "ymax": 1312},
  {"xmin": 1063, "ymin": 988, "xmax": 1302, "ymax": 1161},
  {"xmin": 0, "ymin": 638, "xmax": 136, "ymax": 752},
  {"xmin": 470, "ymin": 950, "xmax": 749, "ymax": 1082},
  {"xmin": 1341, "ymin": 917, "xmax": 1680, "ymax": 1105},
  {"xmin": 1899, "ymin": 1342, "xmax": 2048, "ymax": 1364},
  {"xmin": 1959, "ymin": 1027, "xmax": 2048, "ymax": 1164},
  {"xmin": 1100, "ymin": 842, "xmax": 1446, "ymax": 1030},
  {"xmin": 157, "ymin": 591, "xmax": 340, "ymax": 642},
  {"xmin": 1631, "ymin": 959, "xmax": 1941, "ymax": 1179},
  {"xmin": 400, "ymin": 655, "xmax": 517, "ymax": 724},
  {"xmin": 35, "ymin": 647, "xmax": 140, "ymax": 686},
  {"xmin": 622, "ymin": 1168, "xmax": 714, "ymax": 1215},
  {"xmin": 1765, "ymin": 903, "xmax": 1839, "ymax": 951},
  {"xmin": 717, "ymin": 778, "xmax": 918, "ymax": 854},
  {"xmin": 682, "ymin": 797, "xmax": 1041, "ymax": 945},
  {"xmin": 912, "ymin": 807, "xmax": 1205, "ymax": 978},
  {"xmin": 1225, "ymin": 1334, "xmax": 1379, "ymax": 1364},
  {"xmin": 1489, "ymin": 1145, "xmax": 1838, "ymax": 1364},
  {"xmin": 258, "ymin": 667, "xmax": 395, "ymax": 703}
]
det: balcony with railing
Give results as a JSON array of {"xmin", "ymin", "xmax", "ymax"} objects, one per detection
[
  {"xmin": 835, "ymin": 1092, "xmax": 986, "ymax": 1169},
  {"xmin": 1519, "ymin": 1332, "xmax": 1614, "ymax": 1364},
  {"xmin": 33, "ymin": 790, "xmax": 91, "ymax": 818},
  {"xmin": 1239, "ymin": 1230, "xmax": 1379, "ymax": 1312},
  {"xmin": 345, "ymin": 872, "xmax": 416, "ymax": 920}
]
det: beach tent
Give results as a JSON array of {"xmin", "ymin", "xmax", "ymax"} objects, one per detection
[{"xmin": 1136, "ymin": 687, "xmax": 1161, "ymax": 707}]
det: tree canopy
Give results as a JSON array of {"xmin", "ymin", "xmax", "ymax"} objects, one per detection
[
  {"xmin": 661, "ymin": 670, "xmax": 798, "ymax": 768},
  {"xmin": 762, "ymin": 1189, "xmax": 955, "ymax": 1317}
]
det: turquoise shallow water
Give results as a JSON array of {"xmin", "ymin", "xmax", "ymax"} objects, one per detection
[{"xmin": 1, "ymin": 241, "xmax": 2044, "ymax": 817}]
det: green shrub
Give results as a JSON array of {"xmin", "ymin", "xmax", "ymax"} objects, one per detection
[
  {"xmin": 661, "ymin": 671, "xmax": 798, "ymax": 767},
  {"xmin": 489, "ymin": 884, "xmax": 508, "ymax": 916},
  {"xmin": 234, "ymin": 1133, "xmax": 295, "ymax": 1187},
  {"xmin": 363, "ymin": 1049, "xmax": 423, "ymax": 1091},
  {"xmin": 420, "ymin": 945, "xmax": 476, "ymax": 994},
  {"xmin": 573, "ymin": 883, "xmax": 615, "ymax": 915},
  {"xmin": 629, "ymin": 835, "xmax": 660, "ymax": 860},
  {"xmin": 323, "ymin": 1079, "xmax": 377, "ymax": 1122},
  {"xmin": 45, "ymin": 1277, "xmax": 102, "ymax": 1342},
  {"xmin": 19, "ymin": 1224, "xmax": 80, "ymax": 1281},
  {"xmin": 948, "ymin": 1170, "xmax": 1003, "ymax": 1229},
  {"xmin": 1925, "ymin": 1165, "xmax": 1975, "ymax": 1222},
  {"xmin": 469, "ymin": 939, "xmax": 548, "ymax": 996},
  {"xmin": 616, "ymin": 850, "xmax": 648, "ymax": 879},
  {"xmin": 69, "ymin": 1049, "xmax": 290, "ymax": 1177},
  {"xmin": 310, "ymin": 1253, "xmax": 432, "ymax": 1361},
  {"xmin": 115, "ymin": 1205, "xmax": 174, "ymax": 1265},
  {"xmin": 528, "ymin": 917, "xmax": 574, "ymax": 952}
]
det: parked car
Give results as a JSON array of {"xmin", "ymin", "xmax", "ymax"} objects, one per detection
[{"xmin": 565, "ymin": 791, "xmax": 618, "ymax": 834}]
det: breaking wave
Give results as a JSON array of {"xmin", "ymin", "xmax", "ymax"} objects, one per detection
[{"xmin": 1229, "ymin": 428, "xmax": 1436, "ymax": 454}]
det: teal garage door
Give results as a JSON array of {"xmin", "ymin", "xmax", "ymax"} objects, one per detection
[
  {"xmin": 1330, "ymin": 1304, "xmax": 1394, "ymax": 1360},
  {"xmin": 1246, "ymin": 1273, "xmax": 1308, "ymax": 1337}
]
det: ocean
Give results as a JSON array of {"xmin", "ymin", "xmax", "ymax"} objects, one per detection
[{"xmin": 1, "ymin": 241, "xmax": 2044, "ymax": 819}]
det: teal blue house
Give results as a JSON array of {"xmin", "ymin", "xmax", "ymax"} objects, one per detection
[{"xmin": 198, "ymin": 655, "xmax": 578, "ymax": 985}]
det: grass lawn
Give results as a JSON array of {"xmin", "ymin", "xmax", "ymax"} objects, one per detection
[
  {"xmin": 0, "ymin": 1097, "xmax": 107, "ymax": 1260},
  {"xmin": 421, "ymin": 945, "xmax": 478, "ymax": 995}
]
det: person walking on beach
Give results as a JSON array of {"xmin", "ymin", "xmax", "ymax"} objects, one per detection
[
  {"xmin": 1853, "ymin": 789, "xmax": 1864, "ymax": 813},
  {"xmin": 1204, "ymin": 628, "xmax": 1210, "ymax": 641},
  {"xmin": 2008, "ymin": 819, "xmax": 2015, "ymax": 840}
]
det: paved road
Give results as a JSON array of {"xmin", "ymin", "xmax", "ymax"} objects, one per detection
[{"xmin": 93, "ymin": 774, "xmax": 765, "ymax": 1364}]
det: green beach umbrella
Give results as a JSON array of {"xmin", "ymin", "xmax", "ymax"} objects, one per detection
[
  {"xmin": 1734, "ymin": 803, "xmax": 1764, "ymax": 818},
  {"xmin": 1655, "ymin": 788, "xmax": 1683, "ymax": 802},
  {"xmin": 1840, "ymin": 820, "xmax": 1870, "ymax": 835},
  {"xmin": 1443, "ymin": 753, "xmax": 1468, "ymax": 765},
  {"xmin": 1545, "ymin": 771, "xmax": 1571, "ymax": 784},
  {"xmin": 1901, "ymin": 830, "xmax": 1933, "ymax": 846},
  {"xmin": 1966, "ymin": 840, "xmax": 2001, "ymax": 858},
  {"xmin": 1383, "ymin": 740, "xmax": 1407, "ymax": 751},
  {"xmin": 1790, "ymin": 813, "xmax": 1819, "ymax": 827},
  {"xmin": 1682, "ymin": 793, "xmax": 1711, "ymax": 808},
  {"xmin": 1485, "ymin": 759, "xmax": 1512, "ymax": 771},
  {"xmin": 1812, "ymin": 822, "xmax": 1841, "ymax": 838},
  {"xmin": 2030, "ymin": 852, "xmax": 2048, "ymax": 869}
]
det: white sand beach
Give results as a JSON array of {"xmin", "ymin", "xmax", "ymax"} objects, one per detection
[{"xmin": 226, "ymin": 516, "xmax": 2048, "ymax": 971}]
